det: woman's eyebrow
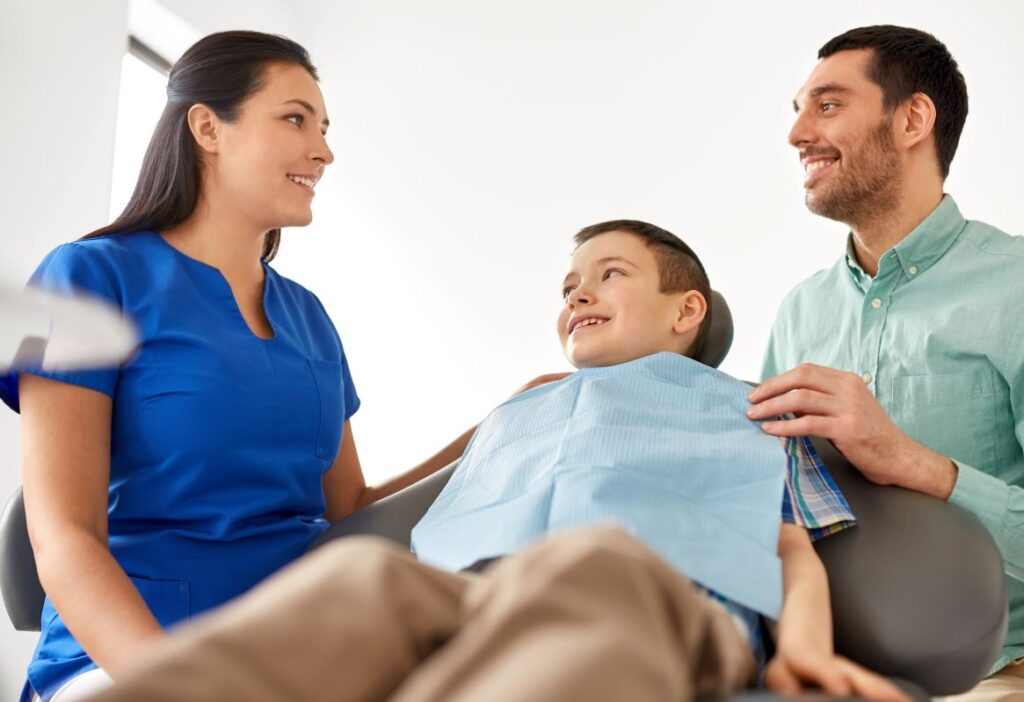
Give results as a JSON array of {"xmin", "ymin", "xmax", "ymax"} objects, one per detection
[{"xmin": 282, "ymin": 98, "xmax": 330, "ymax": 128}]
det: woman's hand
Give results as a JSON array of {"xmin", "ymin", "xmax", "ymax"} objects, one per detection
[
  {"xmin": 508, "ymin": 372, "xmax": 571, "ymax": 399},
  {"xmin": 765, "ymin": 648, "xmax": 910, "ymax": 702}
]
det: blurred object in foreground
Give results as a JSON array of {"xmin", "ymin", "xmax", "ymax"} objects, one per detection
[{"xmin": 0, "ymin": 285, "xmax": 138, "ymax": 372}]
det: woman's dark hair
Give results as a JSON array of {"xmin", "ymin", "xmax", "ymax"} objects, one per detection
[
  {"xmin": 819, "ymin": 25, "xmax": 968, "ymax": 179},
  {"xmin": 84, "ymin": 31, "xmax": 319, "ymax": 261}
]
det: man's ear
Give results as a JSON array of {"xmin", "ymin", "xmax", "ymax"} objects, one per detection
[
  {"xmin": 673, "ymin": 290, "xmax": 707, "ymax": 335},
  {"xmin": 186, "ymin": 104, "xmax": 221, "ymax": 155},
  {"xmin": 898, "ymin": 92, "xmax": 937, "ymax": 151}
]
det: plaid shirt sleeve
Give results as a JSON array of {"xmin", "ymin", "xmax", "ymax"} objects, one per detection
[{"xmin": 779, "ymin": 428, "xmax": 856, "ymax": 542}]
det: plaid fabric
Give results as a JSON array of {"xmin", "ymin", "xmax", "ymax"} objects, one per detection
[{"xmin": 779, "ymin": 432, "xmax": 856, "ymax": 541}]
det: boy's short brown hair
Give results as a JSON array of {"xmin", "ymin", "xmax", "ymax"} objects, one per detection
[{"xmin": 573, "ymin": 220, "xmax": 712, "ymax": 360}]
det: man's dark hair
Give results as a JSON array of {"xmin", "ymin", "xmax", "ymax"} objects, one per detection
[
  {"xmin": 819, "ymin": 25, "xmax": 968, "ymax": 178},
  {"xmin": 573, "ymin": 220, "xmax": 712, "ymax": 361}
]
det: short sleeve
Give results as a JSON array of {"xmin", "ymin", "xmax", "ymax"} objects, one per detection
[
  {"xmin": 339, "ymin": 337, "xmax": 360, "ymax": 422},
  {"xmin": 0, "ymin": 243, "xmax": 122, "ymax": 412},
  {"xmin": 779, "ymin": 431, "xmax": 856, "ymax": 542}
]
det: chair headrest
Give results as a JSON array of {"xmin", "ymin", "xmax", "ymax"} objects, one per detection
[{"xmin": 694, "ymin": 290, "xmax": 733, "ymax": 369}]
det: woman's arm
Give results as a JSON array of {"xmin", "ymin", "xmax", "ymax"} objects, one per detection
[
  {"xmin": 20, "ymin": 374, "xmax": 167, "ymax": 677},
  {"xmin": 322, "ymin": 421, "xmax": 474, "ymax": 522},
  {"xmin": 766, "ymin": 524, "xmax": 908, "ymax": 701}
]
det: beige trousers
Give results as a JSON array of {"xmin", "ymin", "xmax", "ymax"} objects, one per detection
[
  {"xmin": 88, "ymin": 525, "xmax": 754, "ymax": 702},
  {"xmin": 935, "ymin": 659, "xmax": 1024, "ymax": 702}
]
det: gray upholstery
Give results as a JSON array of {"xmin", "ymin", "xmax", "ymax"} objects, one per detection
[
  {"xmin": 0, "ymin": 487, "xmax": 42, "ymax": 632},
  {"xmin": 0, "ymin": 289, "xmax": 999, "ymax": 701},
  {"xmin": 311, "ymin": 446, "xmax": 1002, "ymax": 698},
  {"xmin": 697, "ymin": 290, "xmax": 733, "ymax": 368},
  {"xmin": 810, "ymin": 438, "xmax": 1007, "ymax": 694}
]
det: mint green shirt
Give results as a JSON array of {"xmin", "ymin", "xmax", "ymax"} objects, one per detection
[{"xmin": 762, "ymin": 195, "xmax": 1024, "ymax": 673}]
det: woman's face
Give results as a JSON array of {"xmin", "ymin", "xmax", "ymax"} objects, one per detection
[{"xmin": 208, "ymin": 61, "xmax": 334, "ymax": 231}]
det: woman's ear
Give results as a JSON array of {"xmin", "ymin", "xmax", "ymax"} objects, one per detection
[
  {"xmin": 673, "ymin": 290, "xmax": 707, "ymax": 335},
  {"xmin": 186, "ymin": 104, "xmax": 220, "ymax": 155}
]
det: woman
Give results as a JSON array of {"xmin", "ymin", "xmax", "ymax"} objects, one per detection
[{"xmin": 1, "ymin": 31, "xmax": 475, "ymax": 702}]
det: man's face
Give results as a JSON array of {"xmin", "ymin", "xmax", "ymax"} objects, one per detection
[
  {"xmin": 789, "ymin": 49, "xmax": 902, "ymax": 223},
  {"xmin": 557, "ymin": 231, "xmax": 698, "ymax": 368}
]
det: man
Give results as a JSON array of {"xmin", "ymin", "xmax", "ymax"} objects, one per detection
[{"xmin": 750, "ymin": 25, "xmax": 1024, "ymax": 701}]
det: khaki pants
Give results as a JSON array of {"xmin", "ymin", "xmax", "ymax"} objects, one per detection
[
  {"xmin": 89, "ymin": 526, "xmax": 754, "ymax": 702},
  {"xmin": 935, "ymin": 660, "xmax": 1024, "ymax": 702}
]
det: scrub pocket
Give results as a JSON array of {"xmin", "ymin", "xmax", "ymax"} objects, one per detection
[
  {"xmin": 890, "ymin": 368, "xmax": 1001, "ymax": 470},
  {"xmin": 128, "ymin": 575, "xmax": 191, "ymax": 628},
  {"xmin": 308, "ymin": 359, "xmax": 344, "ymax": 461}
]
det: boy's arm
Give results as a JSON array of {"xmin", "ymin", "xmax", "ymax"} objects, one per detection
[{"xmin": 767, "ymin": 524, "xmax": 910, "ymax": 702}]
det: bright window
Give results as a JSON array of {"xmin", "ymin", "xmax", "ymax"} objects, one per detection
[{"xmin": 108, "ymin": 42, "xmax": 169, "ymax": 222}]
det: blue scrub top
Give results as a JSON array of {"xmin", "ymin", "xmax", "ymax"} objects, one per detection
[{"xmin": 0, "ymin": 231, "xmax": 359, "ymax": 700}]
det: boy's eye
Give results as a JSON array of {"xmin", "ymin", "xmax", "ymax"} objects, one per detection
[
  {"xmin": 602, "ymin": 268, "xmax": 624, "ymax": 280},
  {"xmin": 285, "ymin": 114, "xmax": 304, "ymax": 126},
  {"xmin": 562, "ymin": 285, "xmax": 575, "ymax": 300}
]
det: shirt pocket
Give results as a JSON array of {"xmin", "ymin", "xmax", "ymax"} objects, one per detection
[
  {"xmin": 307, "ymin": 359, "xmax": 344, "ymax": 461},
  {"xmin": 890, "ymin": 368, "xmax": 999, "ymax": 469}
]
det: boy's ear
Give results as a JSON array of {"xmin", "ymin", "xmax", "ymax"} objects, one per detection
[
  {"xmin": 187, "ymin": 103, "xmax": 221, "ymax": 155},
  {"xmin": 673, "ymin": 290, "xmax": 707, "ymax": 335}
]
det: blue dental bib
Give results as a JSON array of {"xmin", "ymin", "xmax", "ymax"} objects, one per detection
[{"xmin": 412, "ymin": 352, "xmax": 787, "ymax": 617}]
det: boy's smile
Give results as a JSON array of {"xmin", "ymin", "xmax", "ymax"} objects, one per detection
[{"xmin": 557, "ymin": 230, "xmax": 704, "ymax": 368}]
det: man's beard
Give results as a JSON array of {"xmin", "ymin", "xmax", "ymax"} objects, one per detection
[{"xmin": 805, "ymin": 119, "xmax": 902, "ymax": 226}]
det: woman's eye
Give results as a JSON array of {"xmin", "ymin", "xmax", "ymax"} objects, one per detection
[{"xmin": 286, "ymin": 114, "xmax": 304, "ymax": 126}]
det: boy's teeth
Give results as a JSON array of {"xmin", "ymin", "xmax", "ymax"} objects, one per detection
[
  {"xmin": 574, "ymin": 318, "xmax": 606, "ymax": 332},
  {"xmin": 288, "ymin": 175, "xmax": 315, "ymax": 187}
]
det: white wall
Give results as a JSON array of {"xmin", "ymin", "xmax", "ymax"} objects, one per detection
[
  {"xmin": 1, "ymin": 1, "xmax": 1022, "ymax": 696},
  {"xmin": 0, "ymin": 0, "xmax": 298, "ymax": 695},
  {"xmin": 283, "ymin": 0, "xmax": 1024, "ymax": 488}
]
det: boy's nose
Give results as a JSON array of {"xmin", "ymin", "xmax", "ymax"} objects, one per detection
[{"xmin": 568, "ymin": 288, "xmax": 592, "ymax": 307}]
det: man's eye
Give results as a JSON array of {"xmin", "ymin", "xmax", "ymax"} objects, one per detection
[
  {"xmin": 821, "ymin": 102, "xmax": 837, "ymax": 112},
  {"xmin": 286, "ymin": 114, "xmax": 304, "ymax": 126}
]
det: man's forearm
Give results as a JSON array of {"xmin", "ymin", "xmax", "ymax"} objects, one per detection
[{"xmin": 889, "ymin": 435, "xmax": 958, "ymax": 500}]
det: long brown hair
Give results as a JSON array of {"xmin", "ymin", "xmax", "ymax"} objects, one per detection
[{"xmin": 84, "ymin": 31, "xmax": 319, "ymax": 262}]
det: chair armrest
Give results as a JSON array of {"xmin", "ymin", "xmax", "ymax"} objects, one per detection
[
  {"xmin": 311, "ymin": 461, "xmax": 458, "ymax": 551},
  {"xmin": 810, "ymin": 437, "xmax": 1007, "ymax": 695}
]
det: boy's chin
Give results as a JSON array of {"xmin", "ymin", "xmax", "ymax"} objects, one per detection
[{"xmin": 565, "ymin": 346, "xmax": 628, "ymax": 369}]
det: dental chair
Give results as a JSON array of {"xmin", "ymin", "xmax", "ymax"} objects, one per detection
[{"xmin": 1, "ymin": 292, "xmax": 1007, "ymax": 701}]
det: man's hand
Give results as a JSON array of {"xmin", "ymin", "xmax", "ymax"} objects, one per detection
[
  {"xmin": 508, "ymin": 372, "xmax": 572, "ymax": 399},
  {"xmin": 765, "ymin": 648, "xmax": 910, "ymax": 702},
  {"xmin": 748, "ymin": 364, "xmax": 958, "ymax": 499}
]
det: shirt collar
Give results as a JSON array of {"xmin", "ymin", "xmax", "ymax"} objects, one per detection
[{"xmin": 843, "ymin": 194, "xmax": 966, "ymax": 288}]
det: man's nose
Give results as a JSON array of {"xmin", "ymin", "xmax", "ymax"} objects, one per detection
[{"xmin": 788, "ymin": 107, "xmax": 815, "ymax": 149}]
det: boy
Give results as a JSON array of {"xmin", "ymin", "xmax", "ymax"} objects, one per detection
[{"xmin": 88, "ymin": 221, "xmax": 908, "ymax": 702}]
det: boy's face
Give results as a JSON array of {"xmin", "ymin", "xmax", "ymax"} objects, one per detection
[{"xmin": 557, "ymin": 231, "xmax": 705, "ymax": 368}]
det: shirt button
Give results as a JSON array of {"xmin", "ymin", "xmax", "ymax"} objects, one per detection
[
  {"xmin": 871, "ymin": 298, "xmax": 882, "ymax": 309},
  {"xmin": 909, "ymin": 266, "xmax": 919, "ymax": 276},
  {"xmin": 862, "ymin": 372, "xmax": 873, "ymax": 384}
]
